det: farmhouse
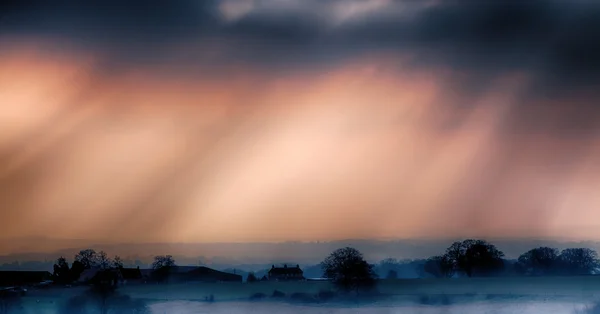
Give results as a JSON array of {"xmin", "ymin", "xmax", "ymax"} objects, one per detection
[
  {"xmin": 77, "ymin": 268, "xmax": 124, "ymax": 287},
  {"xmin": 92, "ymin": 269, "xmax": 124, "ymax": 287},
  {"xmin": 268, "ymin": 264, "xmax": 305, "ymax": 281},
  {"xmin": 78, "ymin": 268, "xmax": 101, "ymax": 283}
]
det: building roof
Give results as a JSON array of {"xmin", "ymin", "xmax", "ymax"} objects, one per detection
[
  {"xmin": 138, "ymin": 266, "xmax": 242, "ymax": 282},
  {"xmin": 78, "ymin": 268, "xmax": 101, "ymax": 282},
  {"xmin": 0, "ymin": 271, "xmax": 52, "ymax": 287},
  {"xmin": 120, "ymin": 268, "xmax": 142, "ymax": 280},
  {"xmin": 185, "ymin": 266, "xmax": 242, "ymax": 281},
  {"xmin": 172, "ymin": 266, "xmax": 198, "ymax": 273},
  {"xmin": 268, "ymin": 264, "xmax": 303, "ymax": 275},
  {"xmin": 138, "ymin": 269, "xmax": 153, "ymax": 278}
]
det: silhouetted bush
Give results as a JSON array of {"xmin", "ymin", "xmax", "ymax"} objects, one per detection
[
  {"xmin": 247, "ymin": 272, "xmax": 258, "ymax": 283},
  {"xmin": 289, "ymin": 292, "xmax": 318, "ymax": 303},
  {"xmin": 416, "ymin": 294, "xmax": 453, "ymax": 306},
  {"xmin": 271, "ymin": 290, "xmax": 285, "ymax": 298},
  {"xmin": 440, "ymin": 294, "xmax": 452, "ymax": 305},
  {"xmin": 317, "ymin": 290, "xmax": 337, "ymax": 301},
  {"xmin": 204, "ymin": 294, "xmax": 214, "ymax": 302},
  {"xmin": 249, "ymin": 293, "xmax": 267, "ymax": 301}
]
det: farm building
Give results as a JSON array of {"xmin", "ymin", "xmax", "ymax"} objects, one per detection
[
  {"xmin": 139, "ymin": 266, "xmax": 242, "ymax": 283},
  {"xmin": 120, "ymin": 267, "xmax": 144, "ymax": 285},
  {"xmin": 171, "ymin": 266, "xmax": 242, "ymax": 283},
  {"xmin": 268, "ymin": 264, "xmax": 305, "ymax": 281},
  {"xmin": 0, "ymin": 271, "xmax": 52, "ymax": 288}
]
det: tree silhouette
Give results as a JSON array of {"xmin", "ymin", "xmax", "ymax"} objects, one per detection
[
  {"xmin": 152, "ymin": 255, "xmax": 176, "ymax": 269},
  {"xmin": 246, "ymin": 272, "xmax": 258, "ymax": 283},
  {"xmin": 423, "ymin": 255, "xmax": 454, "ymax": 278},
  {"xmin": 89, "ymin": 281, "xmax": 118, "ymax": 314},
  {"xmin": 515, "ymin": 247, "xmax": 560, "ymax": 276},
  {"xmin": 74, "ymin": 249, "xmax": 98, "ymax": 269},
  {"xmin": 70, "ymin": 260, "xmax": 86, "ymax": 282},
  {"xmin": 558, "ymin": 248, "xmax": 599, "ymax": 275},
  {"xmin": 97, "ymin": 251, "xmax": 112, "ymax": 270},
  {"xmin": 113, "ymin": 255, "xmax": 124, "ymax": 269},
  {"xmin": 443, "ymin": 239, "xmax": 504, "ymax": 277},
  {"xmin": 151, "ymin": 255, "xmax": 176, "ymax": 283},
  {"xmin": 53, "ymin": 256, "xmax": 72, "ymax": 285},
  {"xmin": 321, "ymin": 247, "xmax": 377, "ymax": 295}
]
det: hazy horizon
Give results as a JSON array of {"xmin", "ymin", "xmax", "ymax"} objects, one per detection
[{"xmin": 4, "ymin": 237, "xmax": 600, "ymax": 266}]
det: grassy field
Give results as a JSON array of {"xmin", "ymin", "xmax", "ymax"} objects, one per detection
[
  {"xmin": 117, "ymin": 276, "xmax": 600, "ymax": 300},
  {"xmin": 11, "ymin": 277, "xmax": 600, "ymax": 314},
  {"xmin": 16, "ymin": 275, "xmax": 600, "ymax": 313}
]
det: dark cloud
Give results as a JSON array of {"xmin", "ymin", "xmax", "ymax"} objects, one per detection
[{"xmin": 1, "ymin": 0, "xmax": 600, "ymax": 98}]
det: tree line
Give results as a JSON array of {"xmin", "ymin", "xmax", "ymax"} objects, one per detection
[
  {"xmin": 52, "ymin": 249, "xmax": 177, "ymax": 285},
  {"xmin": 48, "ymin": 240, "xmax": 600, "ymax": 293},
  {"xmin": 421, "ymin": 239, "xmax": 600, "ymax": 278}
]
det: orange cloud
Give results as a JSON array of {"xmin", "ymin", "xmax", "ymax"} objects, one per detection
[{"xmin": 1, "ymin": 44, "xmax": 599, "ymax": 247}]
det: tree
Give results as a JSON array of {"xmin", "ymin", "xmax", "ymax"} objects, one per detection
[
  {"xmin": 151, "ymin": 255, "xmax": 176, "ymax": 283},
  {"xmin": 113, "ymin": 255, "xmax": 124, "ymax": 269},
  {"xmin": 246, "ymin": 272, "xmax": 258, "ymax": 283},
  {"xmin": 74, "ymin": 249, "xmax": 98, "ymax": 269},
  {"xmin": 321, "ymin": 247, "xmax": 377, "ymax": 295},
  {"xmin": 97, "ymin": 251, "xmax": 112, "ymax": 270},
  {"xmin": 558, "ymin": 248, "xmax": 599, "ymax": 275},
  {"xmin": 515, "ymin": 247, "xmax": 560, "ymax": 276},
  {"xmin": 152, "ymin": 255, "xmax": 176, "ymax": 269},
  {"xmin": 70, "ymin": 260, "xmax": 86, "ymax": 282},
  {"xmin": 89, "ymin": 275, "xmax": 119, "ymax": 314},
  {"xmin": 53, "ymin": 256, "xmax": 71, "ymax": 285},
  {"xmin": 423, "ymin": 255, "xmax": 454, "ymax": 278},
  {"xmin": 443, "ymin": 239, "xmax": 505, "ymax": 277}
]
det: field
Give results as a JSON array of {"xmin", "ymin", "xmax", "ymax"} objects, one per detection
[
  {"xmin": 115, "ymin": 276, "xmax": 600, "ymax": 300},
  {"xmin": 14, "ymin": 276, "xmax": 600, "ymax": 313}
]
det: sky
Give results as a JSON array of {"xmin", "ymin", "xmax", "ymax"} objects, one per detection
[{"xmin": 1, "ymin": 0, "xmax": 600, "ymax": 248}]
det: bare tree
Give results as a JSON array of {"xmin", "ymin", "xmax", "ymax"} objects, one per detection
[
  {"xmin": 442, "ymin": 239, "xmax": 504, "ymax": 277},
  {"xmin": 74, "ymin": 249, "xmax": 98, "ymax": 269},
  {"xmin": 151, "ymin": 255, "xmax": 176, "ymax": 283},
  {"xmin": 321, "ymin": 247, "xmax": 377, "ymax": 295},
  {"xmin": 97, "ymin": 251, "xmax": 112, "ymax": 270},
  {"xmin": 515, "ymin": 247, "xmax": 560, "ymax": 276},
  {"xmin": 152, "ymin": 255, "xmax": 176, "ymax": 270},
  {"xmin": 559, "ymin": 248, "xmax": 599, "ymax": 275},
  {"xmin": 113, "ymin": 255, "xmax": 124, "ymax": 269}
]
